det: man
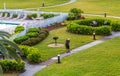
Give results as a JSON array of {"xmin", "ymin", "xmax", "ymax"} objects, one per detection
[{"xmin": 65, "ymin": 38, "xmax": 70, "ymax": 53}]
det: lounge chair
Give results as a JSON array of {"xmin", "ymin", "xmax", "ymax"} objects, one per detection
[
  {"xmin": 31, "ymin": 12, "xmax": 44, "ymax": 20},
  {"xmin": 13, "ymin": 14, "xmax": 21, "ymax": 20},
  {"xmin": 20, "ymin": 13, "xmax": 27, "ymax": 20},
  {"xmin": 0, "ymin": 13, "xmax": 8, "ymax": 19},
  {"xmin": 6, "ymin": 13, "xmax": 13, "ymax": 19},
  {"xmin": 0, "ymin": 13, "xmax": 3, "ymax": 18}
]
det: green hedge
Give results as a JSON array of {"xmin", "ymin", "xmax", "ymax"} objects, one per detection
[
  {"xmin": 27, "ymin": 28, "xmax": 40, "ymax": 33},
  {"xmin": 14, "ymin": 35, "xmax": 29, "ymax": 44},
  {"xmin": 67, "ymin": 18, "xmax": 120, "ymax": 35},
  {"xmin": 19, "ymin": 45, "xmax": 42, "ymax": 63},
  {"xmin": 0, "ymin": 60, "xmax": 25, "ymax": 72},
  {"xmin": 67, "ymin": 22, "xmax": 111, "ymax": 35},
  {"xmin": 74, "ymin": 18, "xmax": 111, "ymax": 26},
  {"xmin": 95, "ymin": 26, "xmax": 112, "ymax": 35},
  {"xmin": 14, "ymin": 26, "xmax": 24, "ymax": 33},
  {"xmin": 27, "ymin": 13, "xmax": 57, "ymax": 19},
  {"xmin": 110, "ymin": 21, "xmax": 120, "ymax": 31},
  {"xmin": 41, "ymin": 13, "xmax": 56, "ymax": 19},
  {"xmin": 26, "ymin": 32, "xmax": 39, "ymax": 38},
  {"xmin": 21, "ymin": 29, "xmax": 49, "ymax": 46},
  {"xmin": 14, "ymin": 28, "xmax": 49, "ymax": 46}
]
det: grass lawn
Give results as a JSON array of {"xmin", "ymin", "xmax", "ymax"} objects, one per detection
[
  {"xmin": 0, "ymin": 0, "xmax": 69, "ymax": 9},
  {"xmin": 0, "ymin": 0, "xmax": 119, "ymax": 16},
  {"xmin": 40, "ymin": 0, "xmax": 120, "ymax": 16},
  {"xmin": 34, "ymin": 36, "xmax": 120, "ymax": 76},
  {"xmin": 34, "ymin": 27, "xmax": 102, "ymax": 61}
]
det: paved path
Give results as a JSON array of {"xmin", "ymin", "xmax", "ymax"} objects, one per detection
[
  {"xmin": 25, "ymin": 0, "xmax": 76, "ymax": 10},
  {"xmin": 19, "ymin": 31, "xmax": 120, "ymax": 76}
]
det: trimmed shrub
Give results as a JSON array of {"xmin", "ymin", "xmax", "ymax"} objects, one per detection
[
  {"xmin": 75, "ymin": 18, "xmax": 111, "ymax": 26},
  {"xmin": 0, "ymin": 60, "xmax": 25, "ymax": 72},
  {"xmin": 95, "ymin": 26, "xmax": 112, "ymax": 35},
  {"xmin": 26, "ymin": 32, "xmax": 39, "ymax": 38},
  {"xmin": 21, "ymin": 38, "xmax": 41, "ymax": 46},
  {"xmin": 21, "ymin": 29, "xmax": 49, "ymax": 46},
  {"xmin": 14, "ymin": 28, "xmax": 49, "ymax": 46},
  {"xmin": 19, "ymin": 45, "xmax": 42, "ymax": 63},
  {"xmin": 110, "ymin": 21, "xmax": 120, "ymax": 31},
  {"xmin": 13, "ymin": 14, "xmax": 18, "ymax": 18},
  {"xmin": 27, "ymin": 51, "xmax": 41, "ymax": 63},
  {"xmin": 27, "ymin": 14, "xmax": 37, "ymax": 19},
  {"xmin": 14, "ymin": 26, "xmax": 24, "ymax": 33},
  {"xmin": 41, "ymin": 13, "xmax": 56, "ymax": 19},
  {"xmin": 67, "ymin": 22, "xmax": 93, "ymax": 35},
  {"xmin": 67, "ymin": 18, "xmax": 113, "ymax": 35},
  {"xmin": 14, "ymin": 35, "xmax": 29, "ymax": 44},
  {"xmin": 27, "ymin": 28, "xmax": 40, "ymax": 33},
  {"xmin": 19, "ymin": 45, "xmax": 30, "ymax": 57}
]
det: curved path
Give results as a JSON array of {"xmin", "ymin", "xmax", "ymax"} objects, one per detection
[
  {"xmin": 40, "ymin": 0, "xmax": 76, "ymax": 8},
  {"xmin": 25, "ymin": 0, "xmax": 76, "ymax": 10}
]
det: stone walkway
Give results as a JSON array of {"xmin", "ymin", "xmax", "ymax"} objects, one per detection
[{"xmin": 19, "ymin": 31, "xmax": 120, "ymax": 76}]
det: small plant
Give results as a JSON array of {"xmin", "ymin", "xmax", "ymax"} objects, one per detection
[
  {"xmin": 19, "ymin": 45, "xmax": 42, "ymax": 63},
  {"xmin": 53, "ymin": 36, "xmax": 59, "ymax": 45},
  {"xmin": 67, "ymin": 8, "xmax": 83, "ymax": 20},
  {"xmin": 0, "ymin": 60, "xmax": 25, "ymax": 72},
  {"xmin": 14, "ymin": 26, "xmax": 24, "ymax": 33},
  {"xmin": 27, "ymin": 28, "xmax": 40, "ymax": 33}
]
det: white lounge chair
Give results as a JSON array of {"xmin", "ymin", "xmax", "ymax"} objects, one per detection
[
  {"xmin": 6, "ymin": 13, "xmax": 13, "ymax": 19},
  {"xmin": 0, "ymin": 13, "xmax": 3, "ymax": 18},
  {"xmin": 20, "ymin": 13, "xmax": 27, "ymax": 20},
  {"xmin": 13, "ymin": 14, "xmax": 21, "ymax": 20},
  {"xmin": 0, "ymin": 13, "xmax": 8, "ymax": 19}
]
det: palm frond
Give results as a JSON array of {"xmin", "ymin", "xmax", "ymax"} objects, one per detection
[
  {"xmin": 0, "ymin": 31, "xmax": 11, "ymax": 38},
  {"xmin": 0, "ymin": 44, "xmax": 10, "ymax": 59}
]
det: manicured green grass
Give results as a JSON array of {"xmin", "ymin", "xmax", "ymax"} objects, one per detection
[
  {"xmin": 0, "ymin": 0, "xmax": 69, "ymax": 9},
  {"xmin": 34, "ymin": 36, "xmax": 120, "ymax": 76},
  {"xmin": 34, "ymin": 27, "xmax": 102, "ymax": 61},
  {"xmin": 40, "ymin": 0, "xmax": 120, "ymax": 16},
  {"xmin": 0, "ymin": 0, "xmax": 119, "ymax": 16}
]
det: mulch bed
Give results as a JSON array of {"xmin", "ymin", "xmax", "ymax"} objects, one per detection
[{"xmin": 42, "ymin": 23, "xmax": 65, "ymax": 31}]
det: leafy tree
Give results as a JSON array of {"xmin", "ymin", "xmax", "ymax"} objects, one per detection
[
  {"xmin": 0, "ymin": 31, "xmax": 22, "ymax": 75},
  {"xmin": 67, "ymin": 8, "xmax": 83, "ymax": 20}
]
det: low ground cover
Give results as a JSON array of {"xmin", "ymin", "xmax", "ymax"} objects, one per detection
[{"xmin": 34, "ymin": 36, "xmax": 120, "ymax": 76}]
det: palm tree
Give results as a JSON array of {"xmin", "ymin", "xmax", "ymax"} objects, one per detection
[{"xmin": 0, "ymin": 31, "xmax": 21, "ymax": 75}]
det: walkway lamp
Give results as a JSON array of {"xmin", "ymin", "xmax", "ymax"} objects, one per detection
[
  {"xmin": 57, "ymin": 54, "xmax": 61, "ymax": 63},
  {"xmin": 93, "ymin": 32, "xmax": 96, "ymax": 40},
  {"xmin": 104, "ymin": 13, "xmax": 107, "ymax": 17},
  {"xmin": 42, "ymin": 0, "xmax": 45, "ymax": 7}
]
